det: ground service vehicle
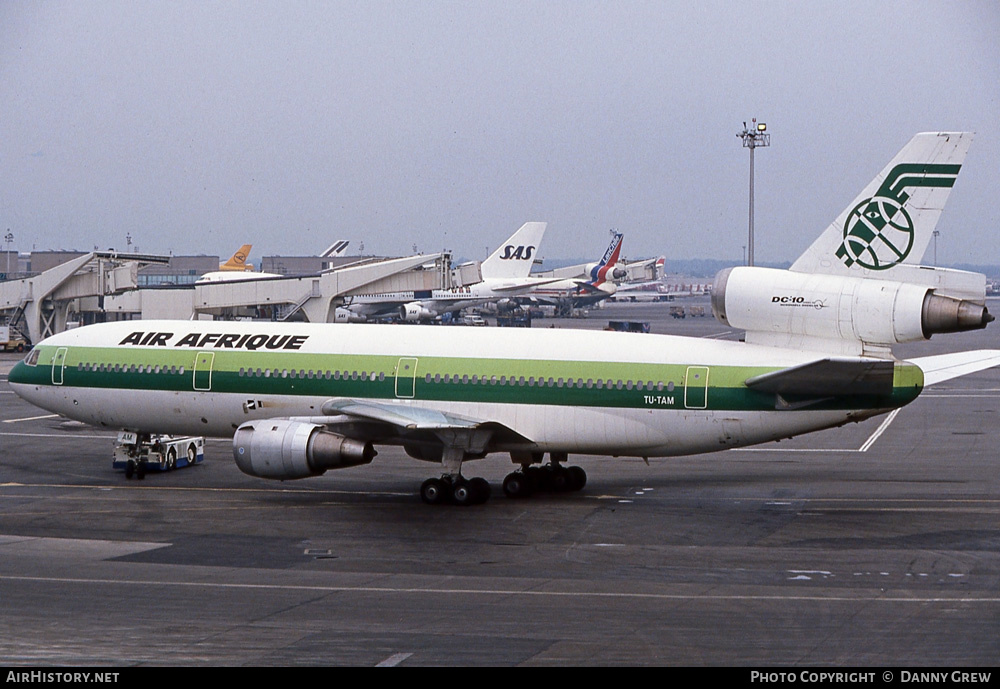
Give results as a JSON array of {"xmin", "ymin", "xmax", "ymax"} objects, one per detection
[
  {"xmin": 113, "ymin": 432, "xmax": 205, "ymax": 479},
  {"xmin": 1, "ymin": 325, "xmax": 27, "ymax": 352}
]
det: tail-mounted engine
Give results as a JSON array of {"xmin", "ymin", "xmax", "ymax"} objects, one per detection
[
  {"xmin": 233, "ymin": 419, "xmax": 376, "ymax": 480},
  {"xmin": 712, "ymin": 267, "xmax": 992, "ymax": 351}
]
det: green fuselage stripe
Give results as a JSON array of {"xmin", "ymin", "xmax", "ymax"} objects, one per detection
[{"xmin": 17, "ymin": 345, "xmax": 923, "ymax": 412}]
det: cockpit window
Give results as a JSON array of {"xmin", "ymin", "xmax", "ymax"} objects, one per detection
[{"xmin": 25, "ymin": 349, "xmax": 40, "ymax": 366}]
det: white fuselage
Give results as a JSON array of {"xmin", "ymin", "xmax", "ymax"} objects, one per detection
[{"xmin": 8, "ymin": 320, "xmax": 912, "ymax": 459}]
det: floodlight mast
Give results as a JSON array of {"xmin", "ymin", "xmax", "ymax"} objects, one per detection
[{"xmin": 738, "ymin": 119, "xmax": 770, "ymax": 266}]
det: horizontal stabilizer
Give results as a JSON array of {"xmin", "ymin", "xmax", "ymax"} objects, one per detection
[
  {"xmin": 745, "ymin": 358, "xmax": 897, "ymax": 397},
  {"xmin": 906, "ymin": 350, "xmax": 1000, "ymax": 386}
]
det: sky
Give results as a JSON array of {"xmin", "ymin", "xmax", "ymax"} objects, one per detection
[{"xmin": 1, "ymin": 1, "xmax": 998, "ymax": 268}]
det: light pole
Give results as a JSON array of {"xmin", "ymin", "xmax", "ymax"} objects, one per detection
[
  {"xmin": 4, "ymin": 230, "xmax": 12, "ymax": 277},
  {"xmin": 738, "ymin": 120, "xmax": 770, "ymax": 266}
]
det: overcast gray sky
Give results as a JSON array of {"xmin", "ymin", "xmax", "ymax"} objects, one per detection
[{"xmin": 2, "ymin": 1, "xmax": 997, "ymax": 267}]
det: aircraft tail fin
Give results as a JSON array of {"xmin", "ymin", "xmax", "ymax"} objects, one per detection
[
  {"xmin": 587, "ymin": 232, "xmax": 624, "ymax": 286},
  {"xmin": 321, "ymin": 240, "xmax": 350, "ymax": 258},
  {"xmin": 221, "ymin": 244, "xmax": 254, "ymax": 272},
  {"xmin": 481, "ymin": 222, "xmax": 547, "ymax": 280},
  {"xmin": 790, "ymin": 132, "xmax": 973, "ymax": 277},
  {"xmin": 712, "ymin": 132, "xmax": 989, "ymax": 358}
]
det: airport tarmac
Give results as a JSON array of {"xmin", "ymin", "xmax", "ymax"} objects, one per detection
[{"xmin": 1, "ymin": 299, "xmax": 998, "ymax": 666}]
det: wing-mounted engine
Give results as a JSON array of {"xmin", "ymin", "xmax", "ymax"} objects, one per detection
[
  {"xmin": 399, "ymin": 302, "xmax": 437, "ymax": 322},
  {"xmin": 712, "ymin": 266, "xmax": 992, "ymax": 355},
  {"xmin": 334, "ymin": 307, "xmax": 367, "ymax": 323},
  {"xmin": 233, "ymin": 419, "xmax": 376, "ymax": 480}
]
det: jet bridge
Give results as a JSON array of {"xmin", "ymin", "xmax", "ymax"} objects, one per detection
[
  {"xmin": 0, "ymin": 251, "xmax": 170, "ymax": 344},
  {"xmin": 4, "ymin": 251, "xmax": 456, "ymax": 337},
  {"xmin": 192, "ymin": 252, "xmax": 452, "ymax": 321}
]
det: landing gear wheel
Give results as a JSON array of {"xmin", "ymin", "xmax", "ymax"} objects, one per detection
[
  {"xmin": 451, "ymin": 478, "xmax": 475, "ymax": 506},
  {"xmin": 525, "ymin": 465, "xmax": 546, "ymax": 491},
  {"xmin": 166, "ymin": 447, "xmax": 177, "ymax": 470},
  {"xmin": 420, "ymin": 478, "xmax": 449, "ymax": 505},
  {"xmin": 568, "ymin": 466, "xmax": 587, "ymax": 492},
  {"xmin": 503, "ymin": 471, "xmax": 534, "ymax": 498},
  {"xmin": 469, "ymin": 477, "xmax": 491, "ymax": 505},
  {"xmin": 548, "ymin": 465, "xmax": 571, "ymax": 492}
]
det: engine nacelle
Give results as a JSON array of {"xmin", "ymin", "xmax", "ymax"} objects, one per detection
[
  {"xmin": 712, "ymin": 267, "xmax": 992, "ymax": 345},
  {"xmin": 495, "ymin": 298, "xmax": 520, "ymax": 313},
  {"xmin": 399, "ymin": 302, "xmax": 437, "ymax": 322},
  {"xmin": 334, "ymin": 307, "xmax": 367, "ymax": 323},
  {"xmin": 583, "ymin": 263, "xmax": 627, "ymax": 281},
  {"xmin": 233, "ymin": 420, "xmax": 376, "ymax": 480}
]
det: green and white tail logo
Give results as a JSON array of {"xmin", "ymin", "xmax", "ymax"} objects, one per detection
[{"xmin": 836, "ymin": 163, "xmax": 960, "ymax": 270}]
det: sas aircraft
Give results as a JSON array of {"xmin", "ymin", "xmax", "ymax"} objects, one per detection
[
  {"xmin": 337, "ymin": 222, "xmax": 555, "ymax": 322},
  {"xmin": 10, "ymin": 132, "xmax": 999, "ymax": 506}
]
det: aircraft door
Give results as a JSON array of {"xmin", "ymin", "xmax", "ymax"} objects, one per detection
[
  {"xmin": 194, "ymin": 351, "xmax": 215, "ymax": 391},
  {"xmin": 684, "ymin": 366, "xmax": 709, "ymax": 409},
  {"xmin": 51, "ymin": 347, "xmax": 68, "ymax": 386},
  {"xmin": 395, "ymin": 357, "xmax": 418, "ymax": 398}
]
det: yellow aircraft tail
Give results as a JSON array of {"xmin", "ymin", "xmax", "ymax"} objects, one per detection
[{"xmin": 220, "ymin": 244, "xmax": 255, "ymax": 272}]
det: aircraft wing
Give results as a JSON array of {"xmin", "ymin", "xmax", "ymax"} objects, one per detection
[
  {"xmin": 744, "ymin": 358, "xmax": 897, "ymax": 397},
  {"xmin": 488, "ymin": 277, "xmax": 564, "ymax": 293},
  {"xmin": 321, "ymin": 398, "xmax": 482, "ymax": 430},
  {"xmin": 905, "ymin": 350, "xmax": 1000, "ymax": 386},
  {"xmin": 317, "ymin": 397, "xmax": 534, "ymax": 448}
]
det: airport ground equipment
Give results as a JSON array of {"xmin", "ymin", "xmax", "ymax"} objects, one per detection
[
  {"xmin": 1, "ymin": 325, "xmax": 27, "ymax": 352},
  {"xmin": 113, "ymin": 432, "xmax": 204, "ymax": 479}
]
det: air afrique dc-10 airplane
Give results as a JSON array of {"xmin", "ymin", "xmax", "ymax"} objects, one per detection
[{"xmin": 9, "ymin": 132, "xmax": 1000, "ymax": 505}]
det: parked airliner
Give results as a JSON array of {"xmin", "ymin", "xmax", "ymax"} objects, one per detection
[{"xmin": 9, "ymin": 133, "xmax": 998, "ymax": 506}]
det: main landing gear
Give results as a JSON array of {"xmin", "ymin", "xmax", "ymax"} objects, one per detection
[
  {"xmin": 420, "ymin": 475, "xmax": 491, "ymax": 506},
  {"xmin": 502, "ymin": 452, "xmax": 587, "ymax": 499},
  {"xmin": 417, "ymin": 450, "xmax": 587, "ymax": 506}
]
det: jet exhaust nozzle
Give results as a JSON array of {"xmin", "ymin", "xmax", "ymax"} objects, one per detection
[{"xmin": 921, "ymin": 293, "xmax": 993, "ymax": 338}]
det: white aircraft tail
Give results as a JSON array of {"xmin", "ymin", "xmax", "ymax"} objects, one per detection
[
  {"xmin": 791, "ymin": 132, "xmax": 972, "ymax": 277},
  {"xmin": 713, "ymin": 132, "xmax": 992, "ymax": 357},
  {"xmin": 480, "ymin": 222, "xmax": 547, "ymax": 280},
  {"xmin": 321, "ymin": 240, "xmax": 350, "ymax": 258}
]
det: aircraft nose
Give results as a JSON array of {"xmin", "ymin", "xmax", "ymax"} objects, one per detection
[{"xmin": 8, "ymin": 360, "xmax": 28, "ymax": 386}]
